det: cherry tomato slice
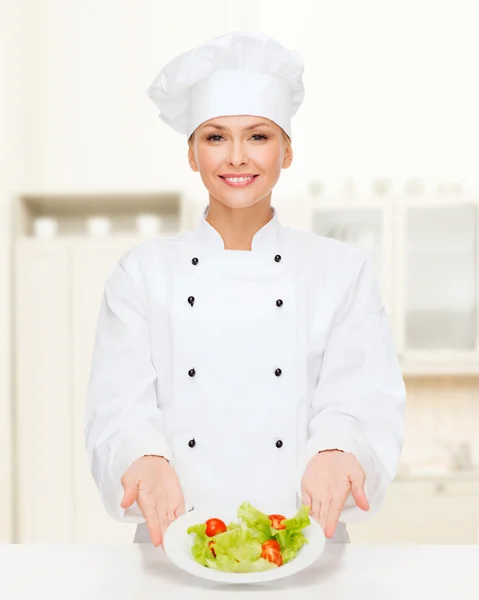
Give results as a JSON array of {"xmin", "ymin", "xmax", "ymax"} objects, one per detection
[
  {"xmin": 268, "ymin": 514, "xmax": 287, "ymax": 530},
  {"xmin": 261, "ymin": 545, "xmax": 283, "ymax": 566},
  {"xmin": 205, "ymin": 518, "xmax": 227, "ymax": 537},
  {"xmin": 208, "ymin": 540, "xmax": 216, "ymax": 557},
  {"xmin": 262, "ymin": 539, "xmax": 281, "ymax": 552}
]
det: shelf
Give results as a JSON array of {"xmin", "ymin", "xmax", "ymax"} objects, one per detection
[{"xmin": 14, "ymin": 191, "xmax": 184, "ymax": 239}]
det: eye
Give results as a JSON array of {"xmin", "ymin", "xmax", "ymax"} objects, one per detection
[
  {"xmin": 206, "ymin": 134, "xmax": 224, "ymax": 142},
  {"xmin": 205, "ymin": 133, "xmax": 268, "ymax": 142}
]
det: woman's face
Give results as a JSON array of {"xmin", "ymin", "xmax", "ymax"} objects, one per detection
[{"xmin": 187, "ymin": 115, "xmax": 293, "ymax": 210}]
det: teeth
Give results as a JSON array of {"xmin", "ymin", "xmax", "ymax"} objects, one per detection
[{"xmin": 224, "ymin": 176, "xmax": 254, "ymax": 183}]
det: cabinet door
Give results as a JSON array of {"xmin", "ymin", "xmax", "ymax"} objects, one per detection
[
  {"xmin": 14, "ymin": 241, "xmax": 73, "ymax": 542},
  {"xmin": 396, "ymin": 200, "xmax": 479, "ymax": 370},
  {"xmin": 71, "ymin": 240, "xmax": 139, "ymax": 542},
  {"xmin": 311, "ymin": 204, "xmax": 395, "ymax": 318}
]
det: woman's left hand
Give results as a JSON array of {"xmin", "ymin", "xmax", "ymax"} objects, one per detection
[{"xmin": 301, "ymin": 450, "xmax": 370, "ymax": 538}]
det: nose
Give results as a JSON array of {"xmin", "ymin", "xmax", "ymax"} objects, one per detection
[{"xmin": 227, "ymin": 139, "xmax": 248, "ymax": 167}]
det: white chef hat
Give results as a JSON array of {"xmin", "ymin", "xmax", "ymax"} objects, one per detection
[{"xmin": 146, "ymin": 31, "xmax": 305, "ymax": 140}]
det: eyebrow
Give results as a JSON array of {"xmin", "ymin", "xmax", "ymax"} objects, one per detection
[{"xmin": 202, "ymin": 122, "xmax": 273, "ymax": 132}]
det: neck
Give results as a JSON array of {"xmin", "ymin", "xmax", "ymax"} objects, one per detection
[{"xmin": 205, "ymin": 196, "xmax": 274, "ymax": 250}]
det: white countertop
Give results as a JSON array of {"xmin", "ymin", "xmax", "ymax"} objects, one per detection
[{"xmin": 1, "ymin": 543, "xmax": 478, "ymax": 599}]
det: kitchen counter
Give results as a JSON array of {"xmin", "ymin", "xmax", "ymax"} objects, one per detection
[{"xmin": 1, "ymin": 543, "xmax": 478, "ymax": 599}]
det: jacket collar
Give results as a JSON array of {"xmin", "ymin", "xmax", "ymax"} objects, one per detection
[{"xmin": 194, "ymin": 204, "xmax": 281, "ymax": 255}]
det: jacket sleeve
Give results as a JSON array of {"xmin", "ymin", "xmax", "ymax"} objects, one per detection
[
  {"xmin": 305, "ymin": 256, "xmax": 406, "ymax": 522},
  {"xmin": 84, "ymin": 257, "xmax": 172, "ymax": 523}
]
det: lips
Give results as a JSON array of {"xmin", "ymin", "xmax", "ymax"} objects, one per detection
[
  {"xmin": 219, "ymin": 174, "xmax": 259, "ymax": 178},
  {"xmin": 219, "ymin": 175, "xmax": 259, "ymax": 188}
]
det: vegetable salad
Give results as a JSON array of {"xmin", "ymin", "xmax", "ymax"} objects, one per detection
[{"xmin": 187, "ymin": 502, "xmax": 310, "ymax": 573}]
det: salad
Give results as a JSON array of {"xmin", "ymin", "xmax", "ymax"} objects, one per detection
[{"xmin": 187, "ymin": 501, "xmax": 310, "ymax": 573}]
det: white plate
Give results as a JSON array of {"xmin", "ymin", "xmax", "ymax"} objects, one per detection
[{"xmin": 163, "ymin": 506, "xmax": 326, "ymax": 584}]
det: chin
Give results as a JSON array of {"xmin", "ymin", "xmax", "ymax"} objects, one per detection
[
  {"xmin": 214, "ymin": 189, "xmax": 274, "ymax": 211},
  {"xmin": 217, "ymin": 197, "xmax": 264, "ymax": 210},
  {"xmin": 207, "ymin": 188, "xmax": 260, "ymax": 209}
]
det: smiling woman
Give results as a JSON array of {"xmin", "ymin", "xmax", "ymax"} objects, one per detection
[{"xmin": 84, "ymin": 30, "xmax": 406, "ymax": 551}]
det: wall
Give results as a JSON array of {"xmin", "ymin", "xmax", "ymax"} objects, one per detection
[
  {"xmin": 20, "ymin": 0, "xmax": 251, "ymax": 195},
  {"xmin": 14, "ymin": 1, "xmax": 479, "ymax": 196}
]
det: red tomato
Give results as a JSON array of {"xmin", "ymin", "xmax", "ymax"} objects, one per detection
[
  {"xmin": 205, "ymin": 518, "xmax": 227, "ymax": 537},
  {"xmin": 208, "ymin": 540, "xmax": 216, "ymax": 557},
  {"xmin": 261, "ymin": 545, "xmax": 283, "ymax": 567},
  {"xmin": 262, "ymin": 539, "xmax": 281, "ymax": 552},
  {"xmin": 268, "ymin": 514, "xmax": 287, "ymax": 530}
]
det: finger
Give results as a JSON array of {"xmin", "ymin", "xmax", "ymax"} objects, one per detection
[
  {"xmin": 166, "ymin": 510, "xmax": 176, "ymax": 525},
  {"xmin": 319, "ymin": 497, "xmax": 330, "ymax": 535},
  {"xmin": 141, "ymin": 503, "xmax": 163, "ymax": 547},
  {"xmin": 311, "ymin": 496, "xmax": 321, "ymax": 522},
  {"xmin": 157, "ymin": 509, "xmax": 170, "ymax": 549},
  {"xmin": 325, "ymin": 490, "xmax": 349, "ymax": 539},
  {"xmin": 352, "ymin": 474, "xmax": 370, "ymax": 511},
  {"xmin": 301, "ymin": 490, "xmax": 312, "ymax": 513},
  {"xmin": 174, "ymin": 496, "xmax": 186, "ymax": 519},
  {"xmin": 120, "ymin": 483, "xmax": 137, "ymax": 509}
]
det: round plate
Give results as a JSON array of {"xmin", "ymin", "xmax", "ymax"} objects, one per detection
[{"xmin": 163, "ymin": 506, "xmax": 326, "ymax": 584}]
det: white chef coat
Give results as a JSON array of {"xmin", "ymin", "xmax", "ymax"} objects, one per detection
[{"xmin": 84, "ymin": 205, "xmax": 406, "ymax": 545}]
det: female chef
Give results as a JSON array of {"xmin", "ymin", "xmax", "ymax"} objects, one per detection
[{"xmin": 84, "ymin": 31, "xmax": 406, "ymax": 547}]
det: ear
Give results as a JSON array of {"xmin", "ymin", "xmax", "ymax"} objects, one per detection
[
  {"xmin": 187, "ymin": 142, "xmax": 199, "ymax": 172},
  {"xmin": 282, "ymin": 143, "xmax": 293, "ymax": 170}
]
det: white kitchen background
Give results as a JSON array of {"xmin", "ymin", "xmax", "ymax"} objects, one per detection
[{"xmin": 1, "ymin": 0, "xmax": 479, "ymax": 546}]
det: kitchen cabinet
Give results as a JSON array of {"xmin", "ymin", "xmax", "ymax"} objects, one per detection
[
  {"xmin": 14, "ymin": 242, "xmax": 73, "ymax": 542},
  {"xmin": 307, "ymin": 190, "xmax": 479, "ymax": 375},
  {"xmin": 15, "ymin": 238, "xmax": 144, "ymax": 542},
  {"xmin": 396, "ymin": 198, "xmax": 479, "ymax": 374},
  {"xmin": 310, "ymin": 198, "xmax": 395, "ymax": 322},
  {"xmin": 12, "ymin": 192, "xmax": 205, "ymax": 542},
  {"xmin": 347, "ymin": 478, "xmax": 479, "ymax": 544}
]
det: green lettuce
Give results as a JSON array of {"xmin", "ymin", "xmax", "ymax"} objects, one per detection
[
  {"xmin": 187, "ymin": 502, "xmax": 311, "ymax": 572},
  {"xmin": 236, "ymin": 502, "xmax": 273, "ymax": 543},
  {"xmin": 273, "ymin": 504, "xmax": 310, "ymax": 562}
]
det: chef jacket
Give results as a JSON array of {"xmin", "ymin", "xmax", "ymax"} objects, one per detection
[{"xmin": 84, "ymin": 205, "xmax": 406, "ymax": 542}]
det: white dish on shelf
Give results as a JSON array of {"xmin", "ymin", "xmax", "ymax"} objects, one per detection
[
  {"xmin": 162, "ymin": 505, "xmax": 325, "ymax": 584},
  {"xmin": 87, "ymin": 216, "xmax": 111, "ymax": 237},
  {"xmin": 33, "ymin": 217, "xmax": 58, "ymax": 238},
  {"xmin": 136, "ymin": 213, "xmax": 163, "ymax": 236}
]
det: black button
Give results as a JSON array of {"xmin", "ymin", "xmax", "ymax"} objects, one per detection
[
  {"xmin": 275, "ymin": 440, "xmax": 283, "ymax": 448},
  {"xmin": 188, "ymin": 296, "xmax": 195, "ymax": 306},
  {"xmin": 188, "ymin": 368, "xmax": 196, "ymax": 377},
  {"xmin": 275, "ymin": 368, "xmax": 282, "ymax": 377},
  {"xmin": 274, "ymin": 254, "xmax": 282, "ymax": 263},
  {"xmin": 192, "ymin": 257, "xmax": 199, "ymax": 266},
  {"xmin": 188, "ymin": 439, "xmax": 196, "ymax": 448},
  {"xmin": 276, "ymin": 299, "xmax": 283, "ymax": 307}
]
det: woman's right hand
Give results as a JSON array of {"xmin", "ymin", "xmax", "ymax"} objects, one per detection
[{"xmin": 120, "ymin": 455, "xmax": 186, "ymax": 547}]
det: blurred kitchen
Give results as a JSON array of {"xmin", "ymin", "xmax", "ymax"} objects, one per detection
[{"xmin": 1, "ymin": 0, "xmax": 478, "ymax": 546}]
